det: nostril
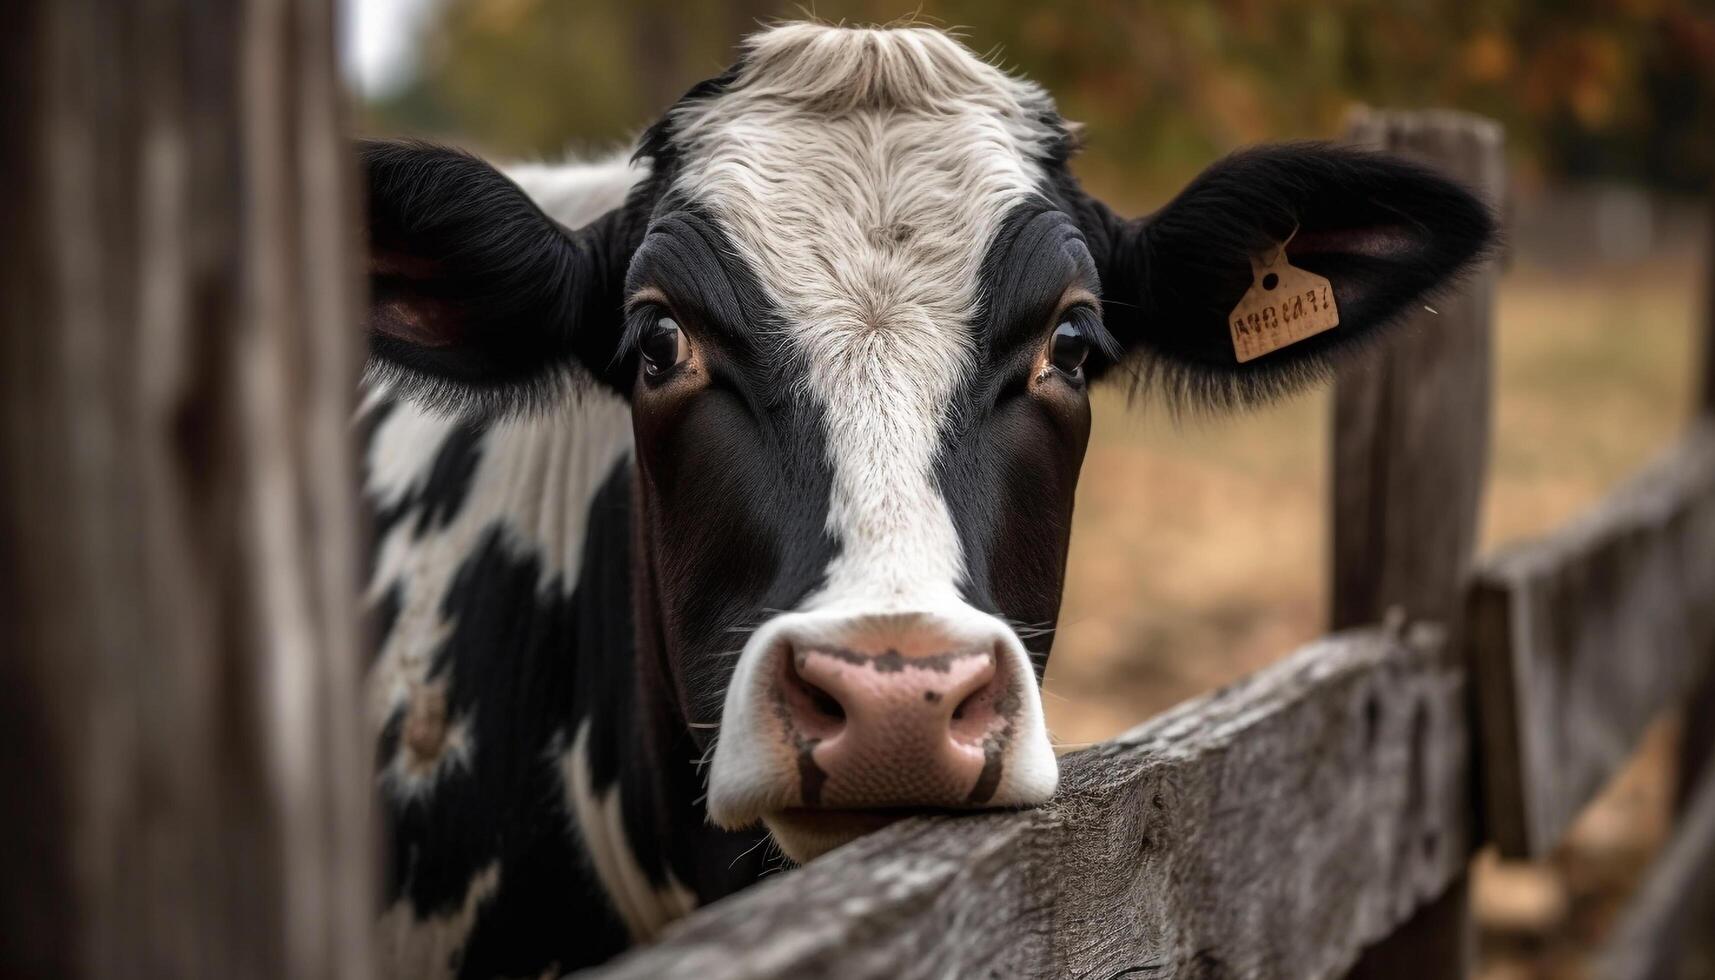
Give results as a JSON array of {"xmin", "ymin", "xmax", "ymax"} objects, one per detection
[
  {"xmin": 783, "ymin": 648, "xmax": 847, "ymax": 740},
  {"xmin": 948, "ymin": 650, "xmax": 1001, "ymax": 743},
  {"xmin": 805, "ymin": 679, "xmax": 845, "ymax": 722},
  {"xmin": 950, "ymin": 676, "xmax": 984, "ymax": 721},
  {"xmin": 949, "ymin": 684, "xmax": 991, "ymax": 738}
]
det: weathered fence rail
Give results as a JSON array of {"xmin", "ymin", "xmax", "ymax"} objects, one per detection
[
  {"xmin": 1602, "ymin": 756, "xmax": 1715, "ymax": 980},
  {"xmin": 582, "ymin": 111, "xmax": 1715, "ymax": 979},
  {"xmin": 1471, "ymin": 423, "xmax": 1715, "ymax": 859},
  {"xmin": 585, "ymin": 627, "xmax": 1467, "ymax": 980}
]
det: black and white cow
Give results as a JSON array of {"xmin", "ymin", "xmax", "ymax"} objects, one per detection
[{"xmin": 360, "ymin": 22, "xmax": 1493, "ymax": 978}]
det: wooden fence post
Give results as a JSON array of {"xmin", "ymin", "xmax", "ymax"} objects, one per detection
[
  {"xmin": 1699, "ymin": 191, "xmax": 1715, "ymax": 421},
  {"xmin": 1331, "ymin": 110, "xmax": 1505, "ymax": 979},
  {"xmin": 0, "ymin": 1, "xmax": 372, "ymax": 977},
  {"xmin": 1684, "ymin": 191, "xmax": 1715, "ymax": 816},
  {"xmin": 1664, "ymin": 187, "xmax": 1715, "ymax": 979}
]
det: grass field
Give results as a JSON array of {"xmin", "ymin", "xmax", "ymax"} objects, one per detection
[{"xmin": 1040, "ymin": 231, "xmax": 1706, "ymax": 976}]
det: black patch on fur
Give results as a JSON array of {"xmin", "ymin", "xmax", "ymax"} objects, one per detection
[
  {"xmin": 413, "ymin": 423, "xmax": 485, "ymax": 533},
  {"xmin": 370, "ymin": 420, "xmax": 488, "ymax": 543},
  {"xmin": 374, "ymin": 706, "xmax": 403, "ymax": 777},
  {"xmin": 355, "ymin": 392, "xmax": 399, "ymax": 446},
  {"xmin": 366, "ymin": 581, "xmax": 404, "ymax": 659}
]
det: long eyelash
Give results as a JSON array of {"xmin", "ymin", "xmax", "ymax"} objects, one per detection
[
  {"xmin": 610, "ymin": 304, "xmax": 663, "ymax": 368},
  {"xmin": 1067, "ymin": 304, "xmax": 1123, "ymax": 362}
]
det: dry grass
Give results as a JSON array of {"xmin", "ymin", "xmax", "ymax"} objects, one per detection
[{"xmin": 1040, "ymin": 243, "xmax": 1705, "ymax": 972}]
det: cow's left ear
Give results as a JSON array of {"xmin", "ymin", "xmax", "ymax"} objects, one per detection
[{"xmin": 1091, "ymin": 143, "xmax": 1496, "ymax": 406}]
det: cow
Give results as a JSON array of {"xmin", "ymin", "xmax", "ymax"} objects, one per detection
[{"xmin": 359, "ymin": 21, "xmax": 1494, "ymax": 978}]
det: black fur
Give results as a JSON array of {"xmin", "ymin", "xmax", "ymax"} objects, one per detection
[
  {"xmin": 936, "ymin": 203, "xmax": 1105, "ymax": 667},
  {"xmin": 1071, "ymin": 143, "xmax": 1498, "ymax": 410},
  {"xmin": 630, "ymin": 66, "xmax": 743, "ymax": 200},
  {"xmin": 360, "ymin": 140, "xmax": 646, "ymax": 413},
  {"xmin": 366, "ymin": 581, "xmax": 404, "ymax": 663}
]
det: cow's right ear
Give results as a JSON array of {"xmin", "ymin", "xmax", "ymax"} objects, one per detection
[{"xmin": 361, "ymin": 139, "xmax": 635, "ymax": 411}]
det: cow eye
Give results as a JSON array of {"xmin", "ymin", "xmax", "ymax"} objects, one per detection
[
  {"xmin": 641, "ymin": 316, "xmax": 690, "ymax": 377},
  {"xmin": 1050, "ymin": 321, "xmax": 1089, "ymax": 376}
]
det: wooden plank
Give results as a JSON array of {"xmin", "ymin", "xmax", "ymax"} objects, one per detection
[
  {"xmin": 1681, "ymin": 662, "xmax": 1715, "ymax": 813},
  {"xmin": 582, "ymin": 626, "xmax": 1471, "ymax": 980},
  {"xmin": 1469, "ymin": 424, "xmax": 1715, "ymax": 858},
  {"xmin": 1649, "ymin": 190, "xmax": 1715, "ymax": 980},
  {"xmin": 1330, "ymin": 109, "xmax": 1504, "ymax": 631},
  {"xmin": 1700, "ymin": 190, "xmax": 1714, "ymax": 419},
  {"xmin": 0, "ymin": 0, "xmax": 373, "ymax": 976},
  {"xmin": 1332, "ymin": 109, "xmax": 1504, "ymax": 978},
  {"xmin": 1680, "ymin": 190, "xmax": 1715, "ymax": 813},
  {"xmin": 1599, "ymin": 754, "xmax": 1715, "ymax": 980}
]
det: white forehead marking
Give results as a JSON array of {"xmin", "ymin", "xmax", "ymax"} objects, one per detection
[{"xmin": 668, "ymin": 24, "xmax": 1061, "ymax": 608}]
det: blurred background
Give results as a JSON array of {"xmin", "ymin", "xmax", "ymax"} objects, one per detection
[{"xmin": 339, "ymin": 2, "xmax": 1714, "ymax": 976}]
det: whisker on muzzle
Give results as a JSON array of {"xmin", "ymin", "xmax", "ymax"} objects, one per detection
[{"xmin": 729, "ymin": 832, "xmax": 775, "ymax": 871}]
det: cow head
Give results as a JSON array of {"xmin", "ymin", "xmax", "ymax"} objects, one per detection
[{"xmin": 360, "ymin": 24, "xmax": 1493, "ymax": 863}]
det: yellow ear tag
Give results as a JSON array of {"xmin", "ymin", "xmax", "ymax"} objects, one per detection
[{"xmin": 1226, "ymin": 241, "xmax": 1340, "ymax": 363}]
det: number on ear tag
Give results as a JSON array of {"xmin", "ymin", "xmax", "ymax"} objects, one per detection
[{"xmin": 1227, "ymin": 247, "xmax": 1340, "ymax": 363}]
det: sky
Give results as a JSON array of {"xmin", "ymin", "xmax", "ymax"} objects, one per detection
[{"xmin": 337, "ymin": 0, "xmax": 436, "ymax": 98}]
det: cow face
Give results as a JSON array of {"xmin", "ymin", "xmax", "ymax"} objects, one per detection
[{"xmin": 361, "ymin": 24, "xmax": 1493, "ymax": 863}]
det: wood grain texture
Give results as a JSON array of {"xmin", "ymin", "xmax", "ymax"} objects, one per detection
[
  {"xmin": 1681, "ymin": 189, "xmax": 1715, "ymax": 816},
  {"xmin": 1599, "ymin": 757, "xmax": 1715, "ymax": 980},
  {"xmin": 0, "ymin": 1, "xmax": 372, "ymax": 976},
  {"xmin": 1469, "ymin": 424, "xmax": 1715, "ymax": 858},
  {"xmin": 1700, "ymin": 191, "xmax": 1714, "ymax": 419},
  {"xmin": 1680, "ymin": 662, "xmax": 1715, "ymax": 814},
  {"xmin": 1332, "ymin": 109, "xmax": 1504, "ymax": 979},
  {"xmin": 581, "ymin": 627, "xmax": 1470, "ymax": 980},
  {"xmin": 1330, "ymin": 107, "xmax": 1504, "ymax": 633}
]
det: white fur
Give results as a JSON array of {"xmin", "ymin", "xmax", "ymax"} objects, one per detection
[
  {"xmin": 678, "ymin": 25, "xmax": 1063, "ymax": 830},
  {"xmin": 504, "ymin": 150, "xmax": 645, "ymax": 229},
  {"xmin": 377, "ymin": 862, "xmax": 500, "ymax": 980}
]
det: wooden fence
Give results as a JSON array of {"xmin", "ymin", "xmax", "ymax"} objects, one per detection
[{"xmin": 580, "ymin": 112, "xmax": 1715, "ymax": 980}]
